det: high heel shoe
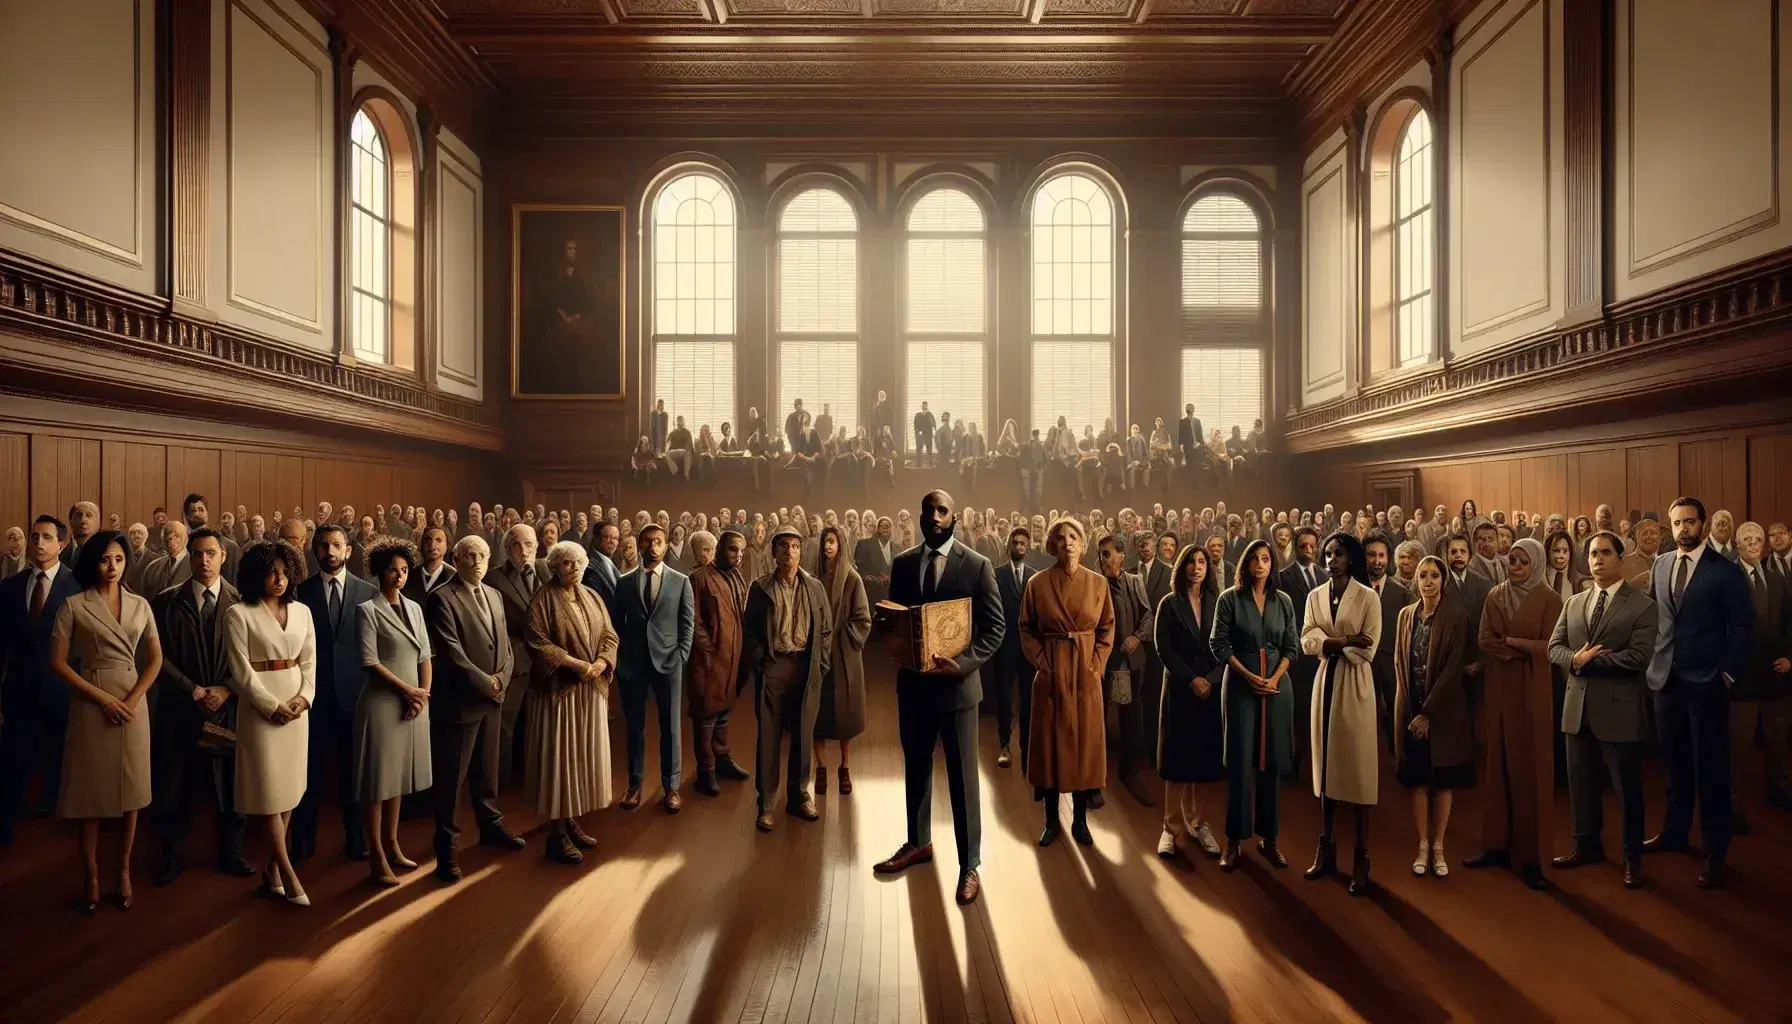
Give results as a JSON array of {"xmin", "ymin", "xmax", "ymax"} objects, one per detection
[
  {"xmin": 117, "ymin": 868, "xmax": 133, "ymax": 910},
  {"xmin": 256, "ymin": 867, "xmax": 286, "ymax": 898},
  {"xmin": 80, "ymin": 871, "xmax": 100, "ymax": 915},
  {"xmin": 285, "ymin": 888, "xmax": 311, "ymax": 907}
]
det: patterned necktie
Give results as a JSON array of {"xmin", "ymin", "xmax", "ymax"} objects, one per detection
[
  {"xmin": 29, "ymin": 570, "xmax": 48, "ymax": 625},
  {"xmin": 1588, "ymin": 588, "xmax": 1607, "ymax": 637},
  {"xmin": 1673, "ymin": 555, "xmax": 1690, "ymax": 605},
  {"xmin": 521, "ymin": 564, "xmax": 536, "ymax": 596},
  {"xmin": 924, "ymin": 550, "xmax": 942, "ymax": 600}
]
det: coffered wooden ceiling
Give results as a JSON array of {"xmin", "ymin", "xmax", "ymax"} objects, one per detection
[{"xmin": 426, "ymin": 0, "xmax": 1369, "ymax": 138}]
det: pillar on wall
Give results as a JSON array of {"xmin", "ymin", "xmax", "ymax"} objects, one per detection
[
  {"xmin": 167, "ymin": 0, "xmax": 211, "ymax": 319},
  {"xmin": 418, "ymin": 105, "xmax": 441, "ymax": 391},
  {"xmin": 329, "ymin": 28, "xmax": 359, "ymax": 367},
  {"xmin": 1562, "ymin": 0, "xmax": 1605, "ymax": 326}
]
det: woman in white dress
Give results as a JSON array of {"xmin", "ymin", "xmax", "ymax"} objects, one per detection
[
  {"xmin": 49, "ymin": 530, "xmax": 163, "ymax": 913},
  {"xmin": 225, "ymin": 541, "xmax": 317, "ymax": 907},
  {"xmin": 525, "ymin": 540, "xmax": 618, "ymax": 864},
  {"xmin": 354, "ymin": 539, "xmax": 433, "ymax": 886}
]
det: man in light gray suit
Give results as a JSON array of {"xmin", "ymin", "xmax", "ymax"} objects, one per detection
[
  {"xmin": 614, "ymin": 523, "xmax": 695, "ymax": 814},
  {"xmin": 1548, "ymin": 530, "xmax": 1657, "ymax": 889},
  {"xmin": 488, "ymin": 524, "xmax": 548, "ymax": 787},
  {"xmin": 426, "ymin": 535, "xmax": 525, "ymax": 883}
]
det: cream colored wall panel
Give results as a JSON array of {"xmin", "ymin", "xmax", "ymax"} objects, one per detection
[
  {"xmin": 1450, "ymin": 0, "xmax": 1565, "ymax": 354},
  {"xmin": 436, "ymin": 146, "xmax": 484, "ymax": 401},
  {"xmin": 1302, "ymin": 133, "xmax": 1350, "ymax": 406},
  {"xmin": 0, "ymin": 0, "xmax": 156, "ymax": 293},
  {"xmin": 1614, "ymin": 0, "xmax": 1789, "ymax": 301},
  {"xmin": 210, "ymin": 0, "xmax": 334, "ymax": 350}
]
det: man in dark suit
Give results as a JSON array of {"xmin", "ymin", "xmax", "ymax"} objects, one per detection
[
  {"xmin": 291, "ymin": 524, "xmax": 378, "ymax": 862},
  {"xmin": 1729, "ymin": 521, "xmax": 1792, "ymax": 827},
  {"xmin": 991, "ymin": 525, "xmax": 1037, "ymax": 772},
  {"xmin": 138, "ymin": 520, "xmax": 193, "ymax": 599},
  {"xmin": 873, "ymin": 490, "xmax": 1004, "ymax": 906},
  {"xmin": 613, "ymin": 523, "xmax": 695, "ymax": 813},
  {"xmin": 650, "ymin": 397, "xmax": 670, "ymax": 453},
  {"xmin": 853, "ymin": 516, "xmax": 895, "ymax": 607},
  {"xmin": 1099, "ymin": 534, "xmax": 1156, "ymax": 806},
  {"xmin": 913, "ymin": 402, "xmax": 936, "ymax": 467},
  {"xmin": 1176, "ymin": 403, "xmax": 1203, "ymax": 473},
  {"xmin": 1362, "ymin": 532, "xmax": 1410, "ymax": 742},
  {"xmin": 489, "ymin": 524, "xmax": 547, "ymax": 786},
  {"xmin": 581, "ymin": 520, "xmax": 622, "ymax": 614},
  {"xmin": 1644, "ymin": 497, "xmax": 1753, "ymax": 889},
  {"xmin": 1279, "ymin": 526, "xmax": 1322, "ymax": 771},
  {"xmin": 402, "ymin": 526, "xmax": 454, "ymax": 606},
  {"xmin": 1549, "ymin": 530, "xmax": 1657, "ymax": 888},
  {"xmin": 1139, "ymin": 531, "xmax": 1177, "ymax": 766},
  {"xmin": 148, "ymin": 527, "xmax": 254, "ymax": 884},
  {"xmin": 1443, "ymin": 531, "xmax": 1492, "ymax": 727},
  {"xmin": 425, "ymin": 534, "xmax": 525, "ymax": 882},
  {"xmin": 182, "ymin": 493, "xmax": 241, "ymax": 584},
  {"xmin": 58, "ymin": 501, "xmax": 100, "ymax": 569},
  {"xmin": 0, "ymin": 516, "xmax": 79, "ymax": 842}
]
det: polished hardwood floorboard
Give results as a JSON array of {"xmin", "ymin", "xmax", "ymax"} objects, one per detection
[{"xmin": 1, "ymin": 654, "xmax": 1788, "ymax": 1023}]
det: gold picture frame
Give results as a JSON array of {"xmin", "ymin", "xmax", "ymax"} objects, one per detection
[{"xmin": 510, "ymin": 203, "xmax": 627, "ymax": 400}]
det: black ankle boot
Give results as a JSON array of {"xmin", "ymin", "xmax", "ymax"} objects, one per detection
[
  {"xmin": 1039, "ymin": 810, "xmax": 1062, "ymax": 847},
  {"xmin": 1349, "ymin": 848, "xmax": 1371, "ymax": 896},
  {"xmin": 1305, "ymin": 837, "xmax": 1337, "ymax": 880}
]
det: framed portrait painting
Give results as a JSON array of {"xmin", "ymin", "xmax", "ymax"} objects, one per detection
[{"xmin": 510, "ymin": 204, "xmax": 626, "ymax": 399}]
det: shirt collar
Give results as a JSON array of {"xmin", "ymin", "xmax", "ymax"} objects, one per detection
[
  {"xmin": 324, "ymin": 566, "xmax": 348, "ymax": 586},
  {"xmin": 1594, "ymin": 577, "xmax": 1623, "ymax": 602},
  {"xmin": 1676, "ymin": 543, "xmax": 1707, "ymax": 572},
  {"xmin": 35, "ymin": 561, "xmax": 62, "ymax": 582},
  {"xmin": 925, "ymin": 535, "xmax": 956, "ymax": 560},
  {"xmin": 191, "ymin": 577, "xmax": 222, "ymax": 603}
]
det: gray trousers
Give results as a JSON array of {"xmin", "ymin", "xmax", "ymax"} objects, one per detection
[
  {"xmin": 755, "ymin": 653, "xmax": 814, "ymax": 810},
  {"xmin": 1565, "ymin": 726, "xmax": 1644, "ymax": 857},
  {"xmin": 501, "ymin": 640, "xmax": 531, "ymax": 787}
]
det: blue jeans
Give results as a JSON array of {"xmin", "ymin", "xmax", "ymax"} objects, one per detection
[{"xmin": 620, "ymin": 670, "xmax": 683, "ymax": 791}]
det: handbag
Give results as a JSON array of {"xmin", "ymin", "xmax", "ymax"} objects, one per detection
[
  {"xmin": 196, "ymin": 694, "xmax": 238, "ymax": 754},
  {"xmin": 1109, "ymin": 666, "xmax": 1132, "ymax": 706}
]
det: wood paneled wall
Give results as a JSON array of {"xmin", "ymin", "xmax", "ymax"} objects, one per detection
[
  {"xmin": 0, "ymin": 395, "xmax": 510, "ymax": 533},
  {"xmin": 1306, "ymin": 400, "xmax": 1792, "ymax": 526}
]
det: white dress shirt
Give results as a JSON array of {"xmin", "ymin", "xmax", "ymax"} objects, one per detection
[
  {"xmin": 1586, "ymin": 578, "xmax": 1623, "ymax": 631},
  {"xmin": 190, "ymin": 576, "xmax": 222, "ymax": 612},
  {"xmin": 919, "ymin": 536, "xmax": 956, "ymax": 591},
  {"xmin": 23, "ymin": 561, "xmax": 62, "ymax": 611}
]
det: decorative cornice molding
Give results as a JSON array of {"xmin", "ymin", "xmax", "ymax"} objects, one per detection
[
  {"xmin": 1285, "ymin": 252, "xmax": 1792, "ymax": 450},
  {"xmin": 0, "ymin": 251, "xmax": 502, "ymax": 450}
]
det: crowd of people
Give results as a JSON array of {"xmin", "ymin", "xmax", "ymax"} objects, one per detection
[
  {"xmin": 1, "ymin": 483, "xmax": 1787, "ymax": 915},
  {"xmin": 631, "ymin": 395, "xmax": 1276, "ymax": 504}
]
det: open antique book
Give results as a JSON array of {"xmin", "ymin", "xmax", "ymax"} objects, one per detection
[{"xmin": 874, "ymin": 597, "xmax": 972, "ymax": 673}]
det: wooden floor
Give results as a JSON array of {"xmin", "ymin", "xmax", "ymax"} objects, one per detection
[{"xmin": 2, "ymin": 654, "xmax": 1789, "ymax": 1023}]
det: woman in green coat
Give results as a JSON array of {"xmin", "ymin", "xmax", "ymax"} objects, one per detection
[{"xmin": 1211, "ymin": 538, "xmax": 1301, "ymax": 871}]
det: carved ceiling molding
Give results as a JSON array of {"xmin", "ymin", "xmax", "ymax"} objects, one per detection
[
  {"xmin": 1286, "ymin": 0, "xmax": 1447, "ymax": 151},
  {"xmin": 0, "ymin": 252, "xmax": 502, "ymax": 451},
  {"xmin": 1284, "ymin": 253, "xmax": 1792, "ymax": 451},
  {"xmin": 300, "ymin": 0, "xmax": 500, "ymax": 147}
]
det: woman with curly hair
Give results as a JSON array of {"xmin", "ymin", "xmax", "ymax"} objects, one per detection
[
  {"xmin": 225, "ymin": 541, "xmax": 317, "ymax": 906},
  {"xmin": 353, "ymin": 539, "xmax": 433, "ymax": 886}
]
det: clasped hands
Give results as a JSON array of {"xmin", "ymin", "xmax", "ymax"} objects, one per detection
[
  {"xmin": 190, "ymin": 684, "xmax": 231, "ymax": 713},
  {"xmin": 269, "ymin": 695, "xmax": 310, "ymax": 726},
  {"xmin": 1240, "ymin": 668, "xmax": 1279, "ymax": 696}
]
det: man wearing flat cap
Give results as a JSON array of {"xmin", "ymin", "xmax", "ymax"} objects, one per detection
[{"xmin": 739, "ymin": 525, "xmax": 832, "ymax": 832}]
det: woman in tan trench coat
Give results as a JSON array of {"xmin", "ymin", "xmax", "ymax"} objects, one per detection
[
  {"xmin": 1020, "ymin": 517, "xmax": 1115, "ymax": 848},
  {"xmin": 50, "ymin": 531, "xmax": 163, "ymax": 913}
]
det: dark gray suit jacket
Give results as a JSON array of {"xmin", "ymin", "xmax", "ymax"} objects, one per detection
[
  {"xmin": 426, "ymin": 576, "xmax": 515, "ymax": 723},
  {"xmin": 1549, "ymin": 581, "xmax": 1657, "ymax": 743},
  {"xmin": 888, "ymin": 541, "xmax": 1004, "ymax": 712}
]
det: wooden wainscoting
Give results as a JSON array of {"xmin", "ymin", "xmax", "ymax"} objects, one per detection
[{"xmin": 0, "ymin": 395, "xmax": 511, "ymax": 532}]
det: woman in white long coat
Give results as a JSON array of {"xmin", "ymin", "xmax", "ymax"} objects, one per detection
[
  {"xmin": 1301, "ymin": 531, "xmax": 1382, "ymax": 897},
  {"xmin": 225, "ymin": 541, "xmax": 318, "ymax": 907}
]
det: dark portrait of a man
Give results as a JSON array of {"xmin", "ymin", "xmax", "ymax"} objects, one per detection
[{"xmin": 512, "ymin": 205, "xmax": 624, "ymax": 397}]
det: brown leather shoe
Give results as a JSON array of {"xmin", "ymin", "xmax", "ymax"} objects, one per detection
[
  {"xmin": 663, "ymin": 789, "xmax": 682, "ymax": 815},
  {"xmin": 1219, "ymin": 842, "xmax": 1240, "ymax": 872},
  {"xmin": 955, "ymin": 869, "xmax": 981, "ymax": 906},
  {"xmin": 565, "ymin": 819, "xmax": 598, "ymax": 849},
  {"xmin": 873, "ymin": 843, "xmax": 935, "ymax": 874},
  {"xmin": 838, "ymin": 766, "xmax": 853, "ymax": 795},
  {"xmin": 755, "ymin": 810, "xmax": 774, "ymax": 833},
  {"xmin": 1551, "ymin": 845, "xmax": 1605, "ymax": 869},
  {"xmin": 790, "ymin": 797, "xmax": 820, "ymax": 821},
  {"xmin": 1642, "ymin": 832, "xmax": 1692, "ymax": 854},
  {"xmin": 546, "ymin": 833, "xmax": 583, "ymax": 864},
  {"xmin": 716, "ymin": 755, "xmax": 751, "ymax": 781},
  {"xmin": 619, "ymin": 785, "xmax": 643, "ymax": 811}
]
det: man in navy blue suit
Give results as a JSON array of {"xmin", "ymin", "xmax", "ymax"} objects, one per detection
[
  {"xmin": 613, "ymin": 523, "xmax": 694, "ymax": 814},
  {"xmin": 581, "ymin": 520, "xmax": 621, "ymax": 614},
  {"xmin": 991, "ymin": 524, "xmax": 1036, "ymax": 773},
  {"xmin": 1645, "ymin": 496, "xmax": 1753, "ymax": 889},
  {"xmin": 0, "ymin": 516, "xmax": 79, "ymax": 843},
  {"xmin": 291, "ymin": 524, "xmax": 378, "ymax": 862},
  {"xmin": 872, "ymin": 490, "xmax": 1005, "ymax": 906}
]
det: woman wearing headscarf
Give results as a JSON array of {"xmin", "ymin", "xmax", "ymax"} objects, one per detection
[
  {"xmin": 1464, "ymin": 536, "xmax": 1561, "ymax": 890},
  {"xmin": 1394, "ymin": 555, "xmax": 1474, "ymax": 878},
  {"xmin": 1020, "ymin": 517, "xmax": 1115, "ymax": 847},
  {"xmin": 811, "ymin": 526, "xmax": 871, "ymax": 796},
  {"xmin": 1301, "ymin": 532, "xmax": 1383, "ymax": 895},
  {"xmin": 525, "ymin": 540, "xmax": 618, "ymax": 864},
  {"xmin": 1211, "ymin": 539, "xmax": 1301, "ymax": 871},
  {"xmin": 1154, "ymin": 544, "xmax": 1225, "ymax": 860}
]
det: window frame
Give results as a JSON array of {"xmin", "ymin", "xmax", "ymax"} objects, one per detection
[
  {"xmin": 1175, "ymin": 178, "xmax": 1274, "ymax": 434},
  {"xmin": 1026, "ymin": 165, "xmax": 1125, "ymax": 438},
  {"xmin": 645, "ymin": 166, "xmax": 740, "ymax": 437},
  {"xmin": 1392, "ymin": 106, "xmax": 1436, "ymax": 369},
  {"xmin": 343, "ymin": 91, "xmax": 418, "ymax": 374},
  {"xmin": 770, "ymin": 177, "xmax": 864, "ymax": 441},
  {"xmin": 898, "ymin": 176, "xmax": 995, "ymax": 452}
]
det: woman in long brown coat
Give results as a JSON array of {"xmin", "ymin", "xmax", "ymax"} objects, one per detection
[
  {"xmin": 1393, "ymin": 556, "xmax": 1474, "ymax": 879},
  {"xmin": 812, "ymin": 526, "xmax": 872, "ymax": 795},
  {"xmin": 686, "ymin": 530, "xmax": 746, "ymax": 796},
  {"xmin": 1465, "ymin": 537, "xmax": 1562, "ymax": 890},
  {"xmin": 1020, "ymin": 517, "xmax": 1115, "ymax": 848}
]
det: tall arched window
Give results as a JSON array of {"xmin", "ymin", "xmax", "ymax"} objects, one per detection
[
  {"xmin": 1030, "ymin": 171, "xmax": 1116, "ymax": 438},
  {"xmin": 1394, "ymin": 109, "xmax": 1435, "ymax": 366},
  {"xmin": 1180, "ymin": 191, "xmax": 1266, "ymax": 437},
  {"xmin": 776, "ymin": 186, "xmax": 859, "ymax": 441},
  {"xmin": 904, "ymin": 186, "xmax": 988, "ymax": 448},
  {"xmin": 651, "ymin": 171, "xmax": 736, "ymax": 437},
  {"xmin": 348, "ymin": 109, "xmax": 391, "ymax": 363}
]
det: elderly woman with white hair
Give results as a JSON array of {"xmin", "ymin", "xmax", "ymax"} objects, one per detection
[{"xmin": 525, "ymin": 540, "xmax": 619, "ymax": 864}]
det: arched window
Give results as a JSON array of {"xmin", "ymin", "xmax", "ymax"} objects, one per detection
[
  {"xmin": 775, "ymin": 186, "xmax": 859, "ymax": 442},
  {"xmin": 650, "ymin": 171, "xmax": 736, "ymax": 437},
  {"xmin": 348, "ymin": 109, "xmax": 391, "ymax": 363},
  {"xmin": 1179, "ymin": 191, "xmax": 1266, "ymax": 438},
  {"xmin": 904, "ymin": 186, "xmax": 988, "ymax": 450},
  {"xmin": 1029, "ymin": 171, "xmax": 1116, "ymax": 438},
  {"xmin": 346, "ymin": 99, "xmax": 416, "ymax": 369},
  {"xmin": 1394, "ymin": 109, "xmax": 1434, "ymax": 366}
]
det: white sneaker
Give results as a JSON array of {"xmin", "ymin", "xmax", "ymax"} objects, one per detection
[
  {"xmin": 1431, "ymin": 842, "xmax": 1449, "ymax": 878},
  {"xmin": 1157, "ymin": 829, "xmax": 1181, "ymax": 860},
  {"xmin": 1192, "ymin": 823, "xmax": 1223, "ymax": 859}
]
